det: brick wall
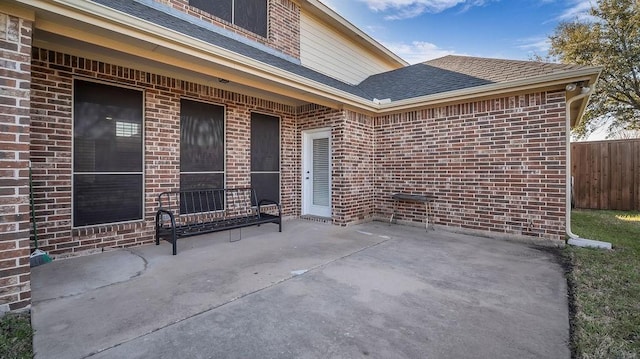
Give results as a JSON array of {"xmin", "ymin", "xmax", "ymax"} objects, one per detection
[
  {"xmin": 30, "ymin": 48, "xmax": 298, "ymax": 257},
  {"xmin": 158, "ymin": 0, "xmax": 300, "ymax": 59},
  {"xmin": 0, "ymin": 12, "xmax": 32, "ymax": 311},
  {"xmin": 269, "ymin": 0, "xmax": 300, "ymax": 59},
  {"xmin": 26, "ymin": 49, "xmax": 570, "ymax": 257},
  {"xmin": 334, "ymin": 110, "xmax": 374, "ymax": 224},
  {"xmin": 375, "ymin": 91, "xmax": 567, "ymax": 241}
]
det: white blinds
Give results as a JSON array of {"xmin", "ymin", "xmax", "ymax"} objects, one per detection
[{"xmin": 312, "ymin": 138, "xmax": 330, "ymax": 206}]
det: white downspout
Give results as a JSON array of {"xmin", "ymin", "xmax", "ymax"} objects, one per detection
[{"xmin": 565, "ymin": 88, "xmax": 612, "ymax": 249}]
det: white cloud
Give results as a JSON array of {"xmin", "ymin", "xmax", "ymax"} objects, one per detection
[
  {"xmin": 516, "ymin": 36, "xmax": 551, "ymax": 53},
  {"xmin": 383, "ymin": 41, "xmax": 459, "ymax": 63},
  {"xmin": 358, "ymin": 0, "xmax": 492, "ymax": 20},
  {"xmin": 365, "ymin": 24, "xmax": 388, "ymax": 34},
  {"xmin": 557, "ymin": 0, "xmax": 597, "ymax": 21},
  {"xmin": 318, "ymin": 0, "xmax": 339, "ymax": 11}
]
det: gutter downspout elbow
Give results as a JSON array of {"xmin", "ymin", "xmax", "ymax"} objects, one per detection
[{"xmin": 565, "ymin": 89, "xmax": 612, "ymax": 249}]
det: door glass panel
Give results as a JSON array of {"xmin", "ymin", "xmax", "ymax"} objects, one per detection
[{"xmin": 312, "ymin": 138, "xmax": 329, "ymax": 206}]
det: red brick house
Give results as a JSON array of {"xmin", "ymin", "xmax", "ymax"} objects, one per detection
[{"xmin": 1, "ymin": 0, "xmax": 599, "ymax": 311}]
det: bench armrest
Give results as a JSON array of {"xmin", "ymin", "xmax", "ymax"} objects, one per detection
[
  {"xmin": 155, "ymin": 208, "xmax": 177, "ymax": 228},
  {"xmin": 257, "ymin": 199, "xmax": 281, "ymax": 218},
  {"xmin": 155, "ymin": 208, "xmax": 179, "ymax": 255}
]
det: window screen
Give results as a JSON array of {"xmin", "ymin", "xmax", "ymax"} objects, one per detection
[
  {"xmin": 73, "ymin": 79, "xmax": 144, "ymax": 227},
  {"xmin": 189, "ymin": 0, "xmax": 232, "ymax": 22},
  {"xmin": 235, "ymin": 0, "xmax": 268, "ymax": 37},
  {"xmin": 180, "ymin": 99, "xmax": 225, "ymax": 193},
  {"xmin": 189, "ymin": 0, "xmax": 267, "ymax": 37},
  {"xmin": 251, "ymin": 112, "xmax": 280, "ymax": 204}
]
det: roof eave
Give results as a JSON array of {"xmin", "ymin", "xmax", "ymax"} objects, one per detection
[{"xmin": 375, "ymin": 67, "xmax": 602, "ymax": 115}]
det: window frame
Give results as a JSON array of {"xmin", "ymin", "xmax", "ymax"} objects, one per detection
[
  {"xmin": 179, "ymin": 97, "xmax": 227, "ymax": 196},
  {"xmin": 71, "ymin": 78, "xmax": 145, "ymax": 229},
  {"xmin": 189, "ymin": 0, "xmax": 269, "ymax": 38},
  {"xmin": 250, "ymin": 111, "xmax": 281, "ymax": 204}
]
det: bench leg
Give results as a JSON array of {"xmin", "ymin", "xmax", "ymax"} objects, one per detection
[
  {"xmin": 425, "ymin": 200, "xmax": 435, "ymax": 231},
  {"xmin": 390, "ymin": 199, "xmax": 397, "ymax": 225},
  {"xmin": 425, "ymin": 202, "xmax": 428, "ymax": 231},
  {"xmin": 172, "ymin": 231, "xmax": 177, "ymax": 256},
  {"xmin": 154, "ymin": 213, "xmax": 160, "ymax": 245}
]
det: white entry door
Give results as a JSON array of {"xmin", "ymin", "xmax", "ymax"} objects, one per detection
[{"xmin": 302, "ymin": 129, "xmax": 331, "ymax": 217}]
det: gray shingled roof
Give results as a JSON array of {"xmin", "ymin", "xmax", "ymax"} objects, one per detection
[
  {"xmin": 91, "ymin": 0, "xmax": 590, "ymax": 103},
  {"xmin": 424, "ymin": 56, "xmax": 587, "ymax": 83},
  {"xmin": 358, "ymin": 56, "xmax": 590, "ymax": 101},
  {"xmin": 357, "ymin": 63, "xmax": 493, "ymax": 101}
]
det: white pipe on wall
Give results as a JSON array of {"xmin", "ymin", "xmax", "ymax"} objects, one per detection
[{"xmin": 565, "ymin": 88, "xmax": 612, "ymax": 249}]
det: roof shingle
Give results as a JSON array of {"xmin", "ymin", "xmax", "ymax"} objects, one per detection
[{"xmin": 357, "ymin": 56, "xmax": 591, "ymax": 101}]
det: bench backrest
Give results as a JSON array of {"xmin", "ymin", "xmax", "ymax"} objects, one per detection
[{"xmin": 158, "ymin": 188, "xmax": 259, "ymax": 223}]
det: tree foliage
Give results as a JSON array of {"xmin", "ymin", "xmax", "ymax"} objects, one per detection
[{"xmin": 549, "ymin": 0, "xmax": 640, "ymax": 139}]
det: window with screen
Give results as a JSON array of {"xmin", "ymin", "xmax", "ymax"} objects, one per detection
[
  {"xmin": 180, "ymin": 99, "xmax": 225, "ymax": 212},
  {"xmin": 189, "ymin": 0, "xmax": 267, "ymax": 37},
  {"xmin": 73, "ymin": 79, "xmax": 144, "ymax": 227},
  {"xmin": 251, "ymin": 112, "xmax": 280, "ymax": 205}
]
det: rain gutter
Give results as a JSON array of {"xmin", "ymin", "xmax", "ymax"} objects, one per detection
[{"xmin": 565, "ymin": 88, "xmax": 612, "ymax": 249}]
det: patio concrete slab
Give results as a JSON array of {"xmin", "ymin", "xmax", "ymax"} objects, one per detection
[{"xmin": 31, "ymin": 220, "xmax": 570, "ymax": 359}]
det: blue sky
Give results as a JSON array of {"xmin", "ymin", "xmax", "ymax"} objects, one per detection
[{"xmin": 319, "ymin": 0, "xmax": 594, "ymax": 64}]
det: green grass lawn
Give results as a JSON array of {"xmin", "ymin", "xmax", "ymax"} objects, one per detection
[
  {"xmin": 569, "ymin": 209, "xmax": 640, "ymax": 358},
  {"xmin": 0, "ymin": 312, "xmax": 32, "ymax": 359}
]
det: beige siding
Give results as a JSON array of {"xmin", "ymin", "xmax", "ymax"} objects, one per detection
[{"xmin": 300, "ymin": 12, "xmax": 395, "ymax": 85}]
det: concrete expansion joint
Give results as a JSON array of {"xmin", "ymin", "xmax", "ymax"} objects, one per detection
[{"xmin": 81, "ymin": 233, "xmax": 393, "ymax": 358}]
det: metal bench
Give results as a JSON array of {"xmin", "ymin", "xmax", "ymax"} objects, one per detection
[
  {"xmin": 389, "ymin": 193, "xmax": 437, "ymax": 231},
  {"xmin": 155, "ymin": 187, "xmax": 281, "ymax": 255}
]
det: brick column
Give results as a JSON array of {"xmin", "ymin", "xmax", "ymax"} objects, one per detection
[
  {"xmin": 0, "ymin": 12, "xmax": 33, "ymax": 312},
  {"xmin": 332, "ymin": 110, "xmax": 374, "ymax": 225}
]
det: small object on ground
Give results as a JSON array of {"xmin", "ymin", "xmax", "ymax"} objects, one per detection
[
  {"xmin": 30, "ymin": 249, "xmax": 52, "ymax": 267},
  {"xmin": 291, "ymin": 269, "xmax": 308, "ymax": 276},
  {"xmin": 29, "ymin": 165, "xmax": 52, "ymax": 267}
]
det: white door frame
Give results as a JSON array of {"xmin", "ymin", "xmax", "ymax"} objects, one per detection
[{"xmin": 302, "ymin": 128, "xmax": 332, "ymax": 217}]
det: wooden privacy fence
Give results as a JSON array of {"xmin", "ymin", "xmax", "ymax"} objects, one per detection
[{"xmin": 571, "ymin": 139, "xmax": 640, "ymax": 211}]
